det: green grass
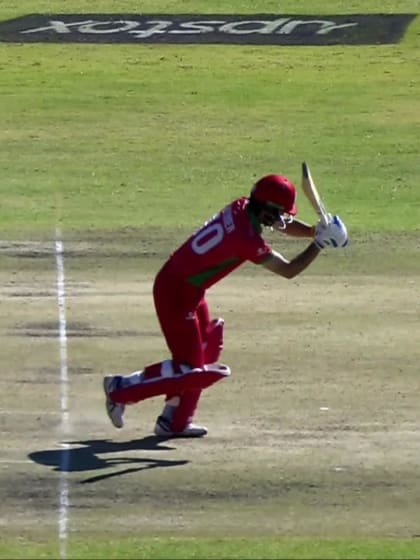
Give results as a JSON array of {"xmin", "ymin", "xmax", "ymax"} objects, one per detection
[
  {"xmin": 2, "ymin": 536, "xmax": 420, "ymax": 560},
  {"xmin": 2, "ymin": 0, "xmax": 420, "ymax": 17},
  {"xmin": 0, "ymin": 1, "xmax": 419, "ymax": 235}
]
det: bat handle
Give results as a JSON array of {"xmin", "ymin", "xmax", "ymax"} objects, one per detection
[{"xmin": 320, "ymin": 212, "xmax": 330, "ymax": 226}]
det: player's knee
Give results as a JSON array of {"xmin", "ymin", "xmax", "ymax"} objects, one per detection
[{"xmin": 180, "ymin": 362, "xmax": 231, "ymax": 392}]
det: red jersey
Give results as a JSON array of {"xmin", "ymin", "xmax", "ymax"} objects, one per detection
[{"xmin": 167, "ymin": 197, "xmax": 272, "ymax": 290}]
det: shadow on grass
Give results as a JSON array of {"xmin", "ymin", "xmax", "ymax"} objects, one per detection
[{"xmin": 28, "ymin": 436, "xmax": 189, "ymax": 484}]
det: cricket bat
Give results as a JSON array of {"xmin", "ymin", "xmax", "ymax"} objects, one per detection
[{"xmin": 301, "ymin": 162, "xmax": 329, "ymax": 226}]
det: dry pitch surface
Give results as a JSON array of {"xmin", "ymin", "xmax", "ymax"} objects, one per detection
[{"xmin": 0, "ymin": 233, "xmax": 419, "ymax": 542}]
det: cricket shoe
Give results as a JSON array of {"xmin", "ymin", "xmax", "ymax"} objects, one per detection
[
  {"xmin": 154, "ymin": 415, "xmax": 208, "ymax": 438},
  {"xmin": 103, "ymin": 375, "xmax": 125, "ymax": 429}
]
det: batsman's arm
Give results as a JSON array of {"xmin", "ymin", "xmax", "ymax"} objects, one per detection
[
  {"xmin": 262, "ymin": 243, "xmax": 321, "ymax": 279},
  {"xmin": 278, "ymin": 218, "xmax": 315, "ymax": 238}
]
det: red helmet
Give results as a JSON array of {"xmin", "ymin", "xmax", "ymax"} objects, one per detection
[{"xmin": 251, "ymin": 174, "xmax": 297, "ymax": 215}]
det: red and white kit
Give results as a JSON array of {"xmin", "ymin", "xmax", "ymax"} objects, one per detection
[
  {"xmin": 104, "ymin": 172, "xmax": 348, "ymax": 435},
  {"xmin": 107, "ymin": 197, "xmax": 273, "ymax": 432}
]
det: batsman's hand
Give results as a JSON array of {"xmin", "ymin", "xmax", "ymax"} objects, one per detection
[{"xmin": 314, "ymin": 215, "xmax": 348, "ymax": 249}]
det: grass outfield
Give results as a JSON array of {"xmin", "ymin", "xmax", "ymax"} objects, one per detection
[
  {"xmin": 0, "ymin": 0, "xmax": 419, "ymax": 234},
  {"xmin": 1, "ymin": 536, "xmax": 420, "ymax": 559},
  {"xmin": 1, "ymin": 1, "xmax": 420, "ymax": 559}
]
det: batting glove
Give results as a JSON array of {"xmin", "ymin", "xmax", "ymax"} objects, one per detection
[{"xmin": 314, "ymin": 215, "xmax": 348, "ymax": 249}]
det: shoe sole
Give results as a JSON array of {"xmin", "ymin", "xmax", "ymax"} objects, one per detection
[
  {"xmin": 154, "ymin": 425, "xmax": 208, "ymax": 438},
  {"xmin": 155, "ymin": 431, "xmax": 207, "ymax": 438}
]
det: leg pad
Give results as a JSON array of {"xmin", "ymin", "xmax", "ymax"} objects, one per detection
[
  {"xmin": 110, "ymin": 361, "xmax": 230, "ymax": 404},
  {"xmin": 203, "ymin": 318, "xmax": 224, "ymax": 364}
]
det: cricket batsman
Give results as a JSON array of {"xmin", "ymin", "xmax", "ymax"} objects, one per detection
[{"xmin": 103, "ymin": 173, "xmax": 348, "ymax": 437}]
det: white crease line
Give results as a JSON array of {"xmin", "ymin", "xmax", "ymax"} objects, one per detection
[
  {"xmin": 0, "ymin": 410, "xmax": 60, "ymax": 415},
  {"xmin": 55, "ymin": 232, "xmax": 70, "ymax": 560},
  {"xmin": 0, "ymin": 459, "xmax": 33, "ymax": 464}
]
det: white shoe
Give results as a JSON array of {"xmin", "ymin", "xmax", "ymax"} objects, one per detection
[
  {"xmin": 103, "ymin": 376, "xmax": 125, "ymax": 429},
  {"xmin": 154, "ymin": 416, "xmax": 208, "ymax": 438}
]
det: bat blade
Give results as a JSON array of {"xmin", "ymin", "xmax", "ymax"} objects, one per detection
[{"xmin": 301, "ymin": 162, "xmax": 329, "ymax": 225}]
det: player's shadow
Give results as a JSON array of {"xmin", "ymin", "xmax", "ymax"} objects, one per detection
[{"xmin": 28, "ymin": 436, "xmax": 189, "ymax": 484}]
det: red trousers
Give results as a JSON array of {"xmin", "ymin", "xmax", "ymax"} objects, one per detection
[
  {"xmin": 109, "ymin": 261, "xmax": 227, "ymax": 432},
  {"xmin": 153, "ymin": 261, "xmax": 209, "ymax": 369}
]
